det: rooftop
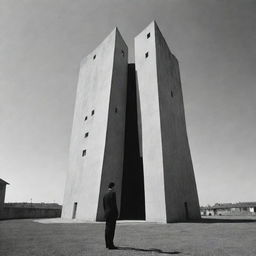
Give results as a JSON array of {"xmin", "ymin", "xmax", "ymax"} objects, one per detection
[{"xmin": 0, "ymin": 178, "xmax": 9, "ymax": 185}]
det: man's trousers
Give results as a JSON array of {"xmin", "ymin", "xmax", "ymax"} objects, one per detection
[{"xmin": 105, "ymin": 218, "xmax": 116, "ymax": 248}]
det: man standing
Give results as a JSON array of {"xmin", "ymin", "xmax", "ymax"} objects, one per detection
[{"xmin": 103, "ymin": 182, "xmax": 118, "ymax": 249}]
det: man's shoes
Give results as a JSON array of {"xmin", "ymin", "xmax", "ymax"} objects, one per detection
[{"xmin": 108, "ymin": 245, "xmax": 118, "ymax": 250}]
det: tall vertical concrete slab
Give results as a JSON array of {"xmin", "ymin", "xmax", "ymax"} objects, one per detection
[
  {"xmin": 135, "ymin": 22, "xmax": 167, "ymax": 222},
  {"xmin": 62, "ymin": 28, "xmax": 128, "ymax": 221},
  {"xmin": 135, "ymin": 21, "xmax": 200, "ymax": 222}
]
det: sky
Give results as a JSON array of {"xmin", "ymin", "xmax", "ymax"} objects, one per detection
[{"xmin": 0, "ymin": 0, "xmax": 255, "ymax": 206}]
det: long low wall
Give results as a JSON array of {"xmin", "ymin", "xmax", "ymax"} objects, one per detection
[
  {"xmin": 201, "ymin": 209, "xmax": 256, "ymax": 216},
  {"xmin": 0, "ymin": 207, "xmax": 61, "ymax": 220}
]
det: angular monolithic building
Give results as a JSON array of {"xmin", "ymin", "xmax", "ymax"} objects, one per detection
[
  {"xmin": 62, "ymin": 28, "xmax": 128, "ymax": 221},
  {"xmin": 62, "ymin": 21, "xmax": 200, "ymax": 222},
  {"xmin": 135, "ymin": 21, "xmax": 200, "ymax": 222}
]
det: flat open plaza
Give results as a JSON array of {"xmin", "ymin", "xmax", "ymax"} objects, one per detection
[{"xmin": 1, "ymin": 216, "xmax": 256, "ymax": 256}]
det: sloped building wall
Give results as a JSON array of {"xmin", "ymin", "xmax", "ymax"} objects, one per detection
[
  {"xmin": 135, "ymin": 21, "xmax": 200, "ymax": 222},
  {"xmin": 62, "ymin": 28, "xmax": 128, "ymax": 221},
  {"xmin": 96, "ymin": 30, "xmax": 128, "ymax": 221},
  {"xmin": 154, "ymin": 22, "xmax": 200, "ymax": 222}
]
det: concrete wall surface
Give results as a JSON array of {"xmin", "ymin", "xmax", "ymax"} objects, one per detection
[
  {"xmin": 0, "ymin": 207, "xmax": 61, "ymax": 220},
  {"xmin": 62, "ymin": 28, "xmax": 128, "ymax": 221},
  {"xmin": 154, "ymin": 22, "xmax": 201, "ymax": 222},
  {"xmin": 96, "ymin": 29, "xmax": 128, "ymax": 221},
  {"xmin": 135, "ymin": 22, "xmax": 167, "ymax": 222},
  {"xmin": 135, "ymin": 21, "xmax": 200, "ymax": 222}
]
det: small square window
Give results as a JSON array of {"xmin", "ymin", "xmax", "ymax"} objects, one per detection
[
  {"xmin": 171, "ymin": 91, "xmax": 174, "ymax": 97},
  {"xmin": 84, "ymin": 116, "xmax": 88, "ymax": 121},
  {"xmin": 93, "ymin": 55, "xmax": 96, "ymax": 60},
  {"xmin": 91, "ymin": 110, "xmax": 95, "ymax": 116},
  {"xmin": 147, "ymin": 33, "xmax": 150, "ymax": 39},
  {"xmin": 121, "ymin": 50, "xmax": 125, "ymax": 57},
  {"xmin": 84, "ymin": 132, "xmax": 89, "ymax": 138},
  {"xmin": 145, "ymin": 52, "xmax": 149, "ymax": 58},
  {"xmin": 82, "ymin": 149, "xmax": 86, "ymax": 157}
]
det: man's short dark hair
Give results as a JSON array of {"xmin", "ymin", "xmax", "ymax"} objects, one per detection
[{"xmin": 108, "ymin": 182, "xmax": 115, "ymax": 189}]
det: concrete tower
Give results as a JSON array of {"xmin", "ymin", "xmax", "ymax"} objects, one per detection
[
  {"xmin": 62, "ymin": 21, "xmax": 200, "ymax": 223},
  {"xmin": 135, "ymin": 21, "xmax": 201, "ymax": 222},
  {"xmin": 62, "ymin": 28, "xmax": 128, "ymax": 221}
]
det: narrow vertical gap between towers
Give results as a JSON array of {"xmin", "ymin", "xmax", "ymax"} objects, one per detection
[{"xmin": 119, "ymin": 64, "xmax": 145, "ymax": 220}]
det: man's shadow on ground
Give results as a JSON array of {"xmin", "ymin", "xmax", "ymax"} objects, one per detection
[{"xmin": 117, "ymin": 246, "xmax": 181, "ymax": 254}]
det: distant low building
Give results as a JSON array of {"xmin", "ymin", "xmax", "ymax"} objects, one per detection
[
  {"xmin": 0, "ymin": 179, "xmax": 62, "ymax": 220},
  {"xmin": 201, "ymin": 202, "xmax": 256, "ymax": 216},
  {"xmin": 200, "ymin": 207, "xmax": 214, "ymax": 216},
  {"xmin": 4, "ymin": 202, "xmax": 62, "ymax": 209},
  {"xmin": 0, "ymin": 179, "xmax": 9, "ymax": 210}
]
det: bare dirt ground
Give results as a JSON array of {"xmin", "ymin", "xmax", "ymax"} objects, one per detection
[{"xmin": 1, "ymin": 216, "xmax": 256, "ymax": 256}]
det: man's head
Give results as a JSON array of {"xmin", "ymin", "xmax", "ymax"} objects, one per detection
[{"xmin": 108, "ymin": 182, "xmax": 115, "ymax": 189}]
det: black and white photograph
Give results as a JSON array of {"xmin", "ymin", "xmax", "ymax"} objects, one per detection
[{"xmin": 1, "ymin": 0, "xmax": 256, "ymax": 255}]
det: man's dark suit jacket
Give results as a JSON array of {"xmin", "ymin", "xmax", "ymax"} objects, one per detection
[{"xmin": 103, "ymin": 190, "xmax": 118, "ymax": 220}]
